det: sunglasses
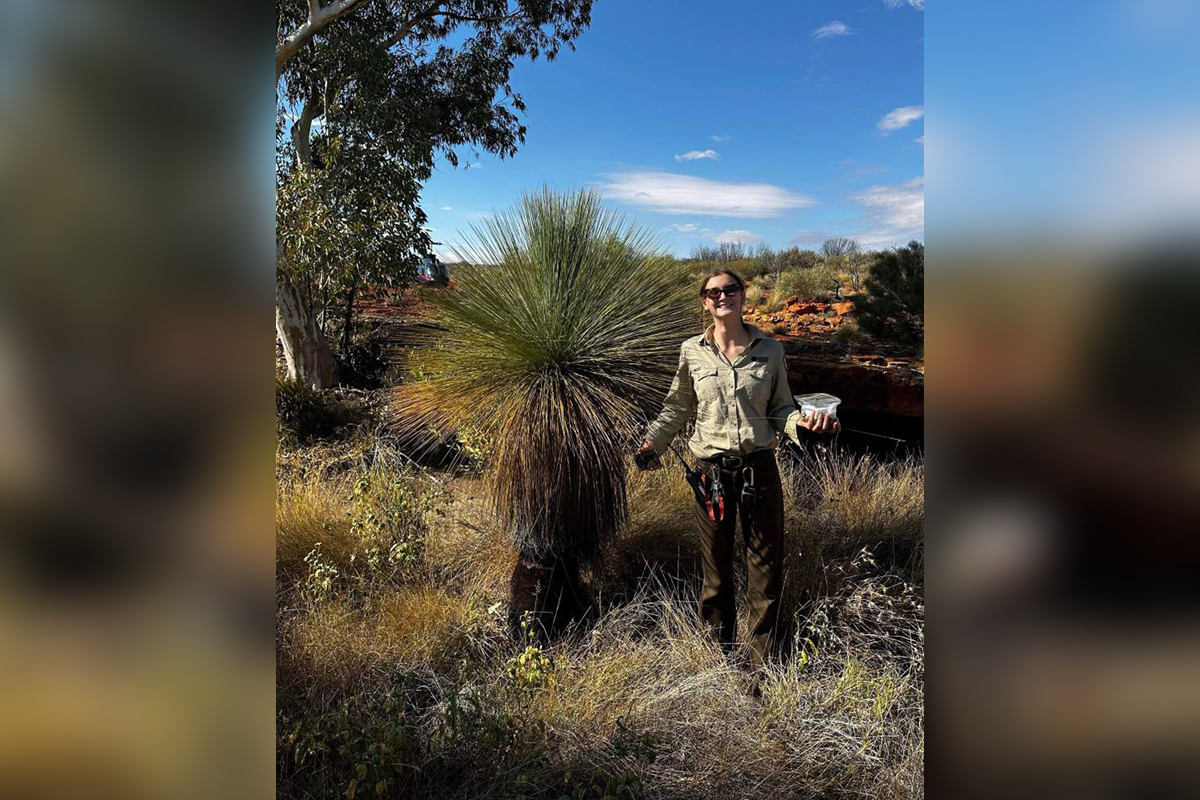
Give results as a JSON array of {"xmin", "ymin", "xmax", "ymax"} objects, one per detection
[{"xmin": 702, "ymin": 284, "xmax": 743, "ymax": 300}]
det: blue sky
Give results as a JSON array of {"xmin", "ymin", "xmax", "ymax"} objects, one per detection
[
  {"xmin": 423, "ymin": 0, "xmax": 924, "ymax": 260},
  {"xmin": 928, "ymin": 0, "xmax": 1200, "ymax": 246}
]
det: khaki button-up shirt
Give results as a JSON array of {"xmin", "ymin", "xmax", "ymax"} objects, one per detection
[{"xmin": 644, "ymin": 323, "xmax": 804, "ymax": 459}]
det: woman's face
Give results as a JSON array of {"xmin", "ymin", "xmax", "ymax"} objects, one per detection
[{"xmin": 702, "ymin": 275, "xmax": 744, "ymax": 322}]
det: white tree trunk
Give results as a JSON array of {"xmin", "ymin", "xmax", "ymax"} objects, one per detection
[{"xmin": 277, "ymin": 267, "xmax": 335, "ymax": 389}]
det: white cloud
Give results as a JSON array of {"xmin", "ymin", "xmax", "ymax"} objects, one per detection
[
  {"xmin": 711, "ymin": 134, "xmax": 733, "ymax": 142},
  {"xmin": 440, "ymin": 205, "xmax": 453, "ymax": 211},
  {"xmin": 849, "ymin": 176, "xmax": 924, "ymax": 246},
  {"xmin": 915, "ymin": 135, "xmax": 925, "ymax": 145},
  {"xmin": 878, "ymin": 105, "xmax": 924, "ymax": 134},
  {"xmin": 670, "ymin": 223, "xmax": 703, "ymax": 233},
  {"xmin": 884, "ymin": 0, "xmax": 924, "ymax": 9},
  {"xmin": 812, "ymin": 21, "xmax": 853, "ymax": 38},
  {"xmin": 674, "ymin": 149, "xmax": 720, "ymax": 162},
  {"xmin": 715, "ymin": 230, "xmax": 762, "ymax": 245},
  {"xmin": 433, "ymin": 243, "xmax": 498, "ymax": 265},
  {"xmin": 599, "ymin": 171, "xmax": 816, "ymax": 217}
]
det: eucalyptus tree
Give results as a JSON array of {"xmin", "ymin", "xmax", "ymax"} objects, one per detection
[
  {"xmin": 275, "ymin": 0, "xmax": 593, "ymax": 387},
  {"xmin": 406, "ymin": 188, "xmax": 695, "ymax": 635}
]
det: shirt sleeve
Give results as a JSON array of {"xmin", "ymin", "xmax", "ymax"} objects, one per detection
[
  {"xmin": 643, "ymin": 344, "xmax": 696, "ymax": 454},
  {"xmin": 767, "ymin": 345, "xmax": 804, "ymax": 447}
]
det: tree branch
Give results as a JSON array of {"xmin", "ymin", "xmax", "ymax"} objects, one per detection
[
  {"xmin": 292, "ymin": 94, "xmax": 320, "ymax": 168},
  {"xmin": 379, "ymin": 4, "xmax": 529, "ymax": 51},
  {"xmin": 277, "ymin": 0, "xmax": 375, "ymax": 80},
  {"xmin": 380, "ymin": 1, "xmax": 446, "ymax": 51}
]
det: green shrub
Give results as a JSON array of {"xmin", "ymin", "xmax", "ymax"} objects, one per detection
[
  {"xmin": 831, "ymin": 322, "xmax": 869, "ymax": 350},
  {"xmin": 332, "ymin": 320, "xmax": 392, "ymax": 389},
  {"xmin": 348, "ymin": 466, "xmax": 441, "ymax": 579},
  {"xmin": 276, "ymin": 378, "xmax": 368, "ymax": 446},
  {"xmin": 280, "ymin": 687, "xmax": 422, "ymax": 800},
  {"xmin": 765, "ymin": 264, "xmax": 840, "ymax": 309},
  {"xmin": 853, "ymin": 241, "xmax": 923, "ymax": 346}
]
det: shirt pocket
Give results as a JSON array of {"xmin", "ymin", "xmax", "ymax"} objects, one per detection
[
  {"xmin": 690, "ymin": 367, "xmax": 722, "ymax": 419},
  {"xmin": 738, "ymin": 363, "xmax": 773, "ymax": 408}
]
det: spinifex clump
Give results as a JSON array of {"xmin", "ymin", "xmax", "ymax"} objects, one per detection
[{"xmin": 404, "ymin": 187, "xmax": 695, "ymax": 635}]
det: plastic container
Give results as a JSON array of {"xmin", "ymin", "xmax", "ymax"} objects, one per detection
[{"xmin": 794, "ymin": 392, "xmax": 842, "ymax": 421}]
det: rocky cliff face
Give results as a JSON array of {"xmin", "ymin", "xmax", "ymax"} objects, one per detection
[
  {"xmin": 747, "ymin": 295, "xmax": 924, "ymax": 418},
  {"xmin": 785, "ymin": 352, "xmax": 923, "ymax": 418}
]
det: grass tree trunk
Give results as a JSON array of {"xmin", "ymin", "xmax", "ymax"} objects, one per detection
[
  {"xmin": 508, "ymin": 547, "xmax": 590, "ymax": 639},
  {"xmin": 277, "ymin": 265, "xmax": 336, "ymax": 389}
]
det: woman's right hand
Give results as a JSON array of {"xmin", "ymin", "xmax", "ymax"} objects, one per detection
[{"xmin": 636, "ymin": 440, "xmax": 662, "ymax": 471}]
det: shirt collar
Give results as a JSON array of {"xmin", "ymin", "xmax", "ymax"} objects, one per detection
[{"xmin": 700, "ymin": 322, "xmax": 767, "ymax": 349}]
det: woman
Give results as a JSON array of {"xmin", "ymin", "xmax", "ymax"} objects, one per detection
[{"xmin": 637, "ymin": 268, "xmax": 838, "ymax": 672}]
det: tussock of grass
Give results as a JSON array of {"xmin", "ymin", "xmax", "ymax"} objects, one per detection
[
  {"xmin": 281, "ymin": 586, "xmax": 499, "ymax": 694},
  {"xmin": 422, "ymin": 476, "xmax": 517, "ymax": 597},
  {"xmin": 743, "ymin": 282, "xmax": 765, "ymax": 307},
  {"xmin": 276, "ymin": 474, "xmax": 355, "ymax": 586},
  {"xmin": 595, "ymin": 462, "xmax": 703, "ymax": 599},
  {"xmin": 793, "ymin": 452, "xmax": 924, "ymax": 578}
]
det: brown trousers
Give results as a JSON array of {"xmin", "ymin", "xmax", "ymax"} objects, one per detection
[{"xmin": 694, "ymin": 450, "xmax": 785, "ymax": 670}]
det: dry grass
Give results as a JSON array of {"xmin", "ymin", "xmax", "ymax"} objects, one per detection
[
  {"xmin": 281, "ymin": 587, "xmax": 497, "ymax": 693},
  {"xmin": 790, "ymin": 451, "xmax": 924, "ymax": 571},
  {"xmin": 743, "ymin": 282, "xmax": 765, "ymax": 308},
  {"xmin": 277, "ymin": 443, "xmax": 924, "ymax": 800},
  {"xmin": 423, "ymin": 475, "xmax": 517, "ymax": 598},
  {"xmin": 276, "ymin": 473, "xmax": 355, "ymax": 587},
  {"xmin": 594, "ymin": 461, "xmax": 704, "ymax": 601}
]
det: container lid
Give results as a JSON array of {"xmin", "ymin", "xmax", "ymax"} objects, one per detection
[{"xmin": 794, "ymin": 393, "xmax": 841, "ymax": 406}]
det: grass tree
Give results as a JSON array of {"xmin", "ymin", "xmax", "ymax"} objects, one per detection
[{"xmin": 405, "ymin": 188, "xmax": 695, "ymax": 635}]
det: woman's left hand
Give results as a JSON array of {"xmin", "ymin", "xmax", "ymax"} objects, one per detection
[{"xmin": 799, "ymin": 411, "xmax": 840, "ymax": 434}]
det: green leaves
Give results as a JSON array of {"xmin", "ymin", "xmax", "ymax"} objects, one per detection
[
  {"xmin": 853, "ymin": 240, "xmax": 924, "ymax": 346},
  {"xmin": 277, "ymin": 0, "xmax": 597, "ymax": 377}
]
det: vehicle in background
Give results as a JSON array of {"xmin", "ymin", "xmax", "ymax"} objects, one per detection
[{"xmin": 416, "ymin": 254, "xmax": 451, "ymax": 287}]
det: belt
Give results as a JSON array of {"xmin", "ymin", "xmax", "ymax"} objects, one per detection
[{"xmin": 699, "ymin": 448, "xmax": 774, "ymax": 472}]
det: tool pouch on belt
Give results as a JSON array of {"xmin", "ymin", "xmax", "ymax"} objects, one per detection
[
  {"xmin": 739, "ymin": 466, "xmax": 760, "ymax": 516},
  {"xmin": 683, "ymin": 464, "xmax": 707, "ymax": 508}
]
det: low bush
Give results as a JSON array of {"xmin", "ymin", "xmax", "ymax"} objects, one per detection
[
  {"xmin": 276, "ymin": 464, "xmax": 447, "ymax": 597},
  {"xmin": 854, "ymin": 241, "xmax": 923, "ymax": 347},
  {"xmin": 764, "ymin": 265, "xmax": 840, "ymax": 309},
  {"xmin": 276, "ymin": 379, "xmax": 372, "ymax": 446},
  {"xmin": 333, "ymin": 321, "xmax": 392, "ymax": 389},
  {"xmin": 831, "ymin": 321, "xmax": 869, "ymax": 350}
]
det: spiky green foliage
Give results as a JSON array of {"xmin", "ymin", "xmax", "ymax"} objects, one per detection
[
  {"xmin": 406, "ymin": 188, "xmax": 695, "ymax": 564},
  {"xmin": 854, "ymin": 240, "xmax": 924, "ymax": 346}
]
